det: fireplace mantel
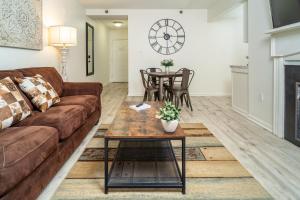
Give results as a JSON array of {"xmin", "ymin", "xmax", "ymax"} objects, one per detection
[
  {"xmin": 266, "ymin": 22, "xmax": 300, "ymax": 35},
  {"xmin": 268, "ymin": 27, "xmax": 300, "ymax": 138}
]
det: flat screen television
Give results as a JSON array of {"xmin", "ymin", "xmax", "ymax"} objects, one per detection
[{"xmin": 270, "ymin": 0, "xmax": 300, "ymax": 28}]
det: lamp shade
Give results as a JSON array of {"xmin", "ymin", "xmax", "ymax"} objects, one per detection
[{"xmin": 48, "ymin": 26, "xmax": 77, "ymax": 47}]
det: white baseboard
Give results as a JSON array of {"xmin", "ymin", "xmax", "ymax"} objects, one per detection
[
  {"xmin": 37, "ymin": 121, "xmax": 101, "ymax": 200},
  {"xmin": 189, "ymin": 93, "xmax": 231, "ymax": 97},
  {"xmin": 232, "ymin": 106, "xmax": 273, "ymax": 132},
  {"xmin": 127, "ymin": 92, "xmax": 232, "ymax": 97},
  {"xmin": 232, "ymin": 105, "xmax": 249, "ymax": 118},
  {"xmin": 127, "ymin": 93, "xmax": 143, "ymax": 97},
  {"xmin": 248, "ymin": 114, "xmax": 273, "ymax": 132}
]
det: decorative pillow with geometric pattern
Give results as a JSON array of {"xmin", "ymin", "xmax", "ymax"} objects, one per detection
[
  {"xmin": 15, "ymin": 74, "xmax": 60, "ymax": 112},
  {"xmin": 0, "ymin": 77, "xmax": 32, "ymax": 130}
]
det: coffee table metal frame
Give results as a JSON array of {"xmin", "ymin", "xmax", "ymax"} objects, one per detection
[{"xmin": 104, "ymin": 137, "xmax": 186, "ymax": 194}]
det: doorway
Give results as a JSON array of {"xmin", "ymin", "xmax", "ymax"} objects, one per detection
[
  {"xmin": 111, "ymin": 39, "xmax": 128, "ymax": 82},
  {"xmin": 90, "ymin": 16, "xmax": 128, "ymax": 86}
]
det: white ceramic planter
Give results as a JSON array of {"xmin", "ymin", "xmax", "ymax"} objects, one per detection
[{"xmin": 161, "ymin": 119, "xmax": 179, "ymax": 133}]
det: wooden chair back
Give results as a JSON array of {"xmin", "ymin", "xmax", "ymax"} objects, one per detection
[
  {"xmin": 146, "ymin": 68, "xmax": 162, "ymax": 85},
  {"xmin": 172, "ymin": 68, "xmax": 195, "ymax": 90},
  {"xmin": 140, "ymin": 70, "xmax": 149, "ymax": 89}
]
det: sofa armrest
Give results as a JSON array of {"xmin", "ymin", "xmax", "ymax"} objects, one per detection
[{"xmin": 62, "ymin": 82, "xmax": 103, "ymax": 98}]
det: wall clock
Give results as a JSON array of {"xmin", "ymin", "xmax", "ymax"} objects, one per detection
[{"xmin": 148, "ymin": 19, "xmax": 185, "ymax": 55}]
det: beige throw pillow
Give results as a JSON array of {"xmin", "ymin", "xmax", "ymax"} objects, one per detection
[
  {"xmin": 15, "ymin": 74, "xmax": 60, "ymax": 112},
  {"xmin": 0, "ymin": 77, "xmax": 31, "ymax": 130}
]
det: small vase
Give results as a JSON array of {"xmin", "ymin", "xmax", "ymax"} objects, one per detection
[
  {"xmin": 164, "ymin": 66, "xmax": 167, "ymax": 73},
  {"xmin": 161, "ymin": 119, "xmax": 179, "ymax": 133}
]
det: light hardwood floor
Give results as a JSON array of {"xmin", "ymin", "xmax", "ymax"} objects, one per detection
[{"xmin": 101, "ymin": 83, "xmax": 300, "ymax": 200}]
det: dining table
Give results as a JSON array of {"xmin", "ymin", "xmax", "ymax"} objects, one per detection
[{"xmin": 147, "ymin": 71, "xmax": 183, "ymax": 101}]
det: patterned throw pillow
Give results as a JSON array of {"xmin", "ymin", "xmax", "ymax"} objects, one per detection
[
  {"xmin": 15, "ymin": 74, "xmax": 60, "ymax": 112},
  {"xmin": 0, "ymin": 77, "xmax": 31, "ymax": 130}
]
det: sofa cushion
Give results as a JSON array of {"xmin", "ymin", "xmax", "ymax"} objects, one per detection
[
  {"xmin": 0, "ymin": 77, "xmax": 32, "ymax": 130},
  {"xmin": 54, "ymin": 95, "xmax": 98, "ymax": 116},
  {"xmin": 18, "ymin": 67, "xmax": 64, "ymax": 97},
  {"xmin": 0, "ymin": 70, "xmax": 33, "ymax": 110},
  {"xmin": 0, "ymin": 126, "xmax": 58, "ymax": 196},
  {"xmin": 15, "ymin": 105, "xmax": 88, "ymax": 140},
  {"xmin": 15, "ymin": 74, "xmax": 60, "ymax": 112}
]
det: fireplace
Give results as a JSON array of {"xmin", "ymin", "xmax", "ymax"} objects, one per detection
[
  {"xmin": 284, "ymin": 65, "xmax": 300, "ymax": 146},
  {"xmin": 296, "ymin": 82, "xmax": 300, "ymax": 142}
]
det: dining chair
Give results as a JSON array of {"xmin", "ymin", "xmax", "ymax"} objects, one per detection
[
  {"xmin": 147, "ymin": 67, "xmax": 170, "ymax": 100},
  {"xmin": 146, "ymin": 68, "xmax": 162, "ymax": 86},
  {"xmin": 165, "ymin": 68, "xmax": 195, "ymax": 111},
  {"xmin": 140, "ymin": 70, "xmax": 159, "ymax": 101}
]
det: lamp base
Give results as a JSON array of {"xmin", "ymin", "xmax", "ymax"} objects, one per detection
[{"xmin": 60, "ymin": 47, "xmax": 69, "ymax": 81}]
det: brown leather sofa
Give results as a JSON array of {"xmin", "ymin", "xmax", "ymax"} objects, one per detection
[{"xmin": 0, "ymin": 67, "xmax": 102, "ymax": 200}]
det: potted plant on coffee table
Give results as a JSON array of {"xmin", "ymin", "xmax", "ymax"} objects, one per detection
[
  {"xmin": 157, "ymin": 101, "xmax": 181, "ymax": 133},
  {"xmin": 161, "ymin": 59, "xmax": 174, "ymax": 74}
]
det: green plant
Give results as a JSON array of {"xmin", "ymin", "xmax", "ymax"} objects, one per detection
[
  {"xmin": 161, "ymin": 59, "xmax": 174, "ymax": 68},
  {"xmin": 157, "ymin": 101, "xmax": 181, "ymax": 122}
]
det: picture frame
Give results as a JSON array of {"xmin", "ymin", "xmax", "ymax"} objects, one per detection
[
  {"xmin": 0, "ymin": 0, "xmax": 43, "ymax": 50},
  {"xmin": 86, "ymin": 22, "xmax": 95, "ymax": 76}
]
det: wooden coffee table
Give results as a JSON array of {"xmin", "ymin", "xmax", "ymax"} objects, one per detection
[{"xmin": 104, "ymin": 102, "xmax": 186, "ymax": 194}]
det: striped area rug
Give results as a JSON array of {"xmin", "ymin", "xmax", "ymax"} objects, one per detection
[{"xmin": 52, "ymin": 123, "xmax": 273, "ymax": 200}]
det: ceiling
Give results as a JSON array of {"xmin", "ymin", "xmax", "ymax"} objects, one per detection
[
  {"xmin": 99, "ymin": 19, "xmax": 128, "ymax": 30},
  {"xmin": 80, "ymin": 0, "xmax": 220, "ymax": 9}
]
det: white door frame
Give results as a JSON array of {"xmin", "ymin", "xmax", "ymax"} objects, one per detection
[{"xmin": 109, "ymin": 39, "xmax": 128, "ymax": 82}]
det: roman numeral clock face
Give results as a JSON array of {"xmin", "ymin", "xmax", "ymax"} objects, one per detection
[{"xmin": 148, "ymin": 19, "xmax": 185, "ymax": 55}]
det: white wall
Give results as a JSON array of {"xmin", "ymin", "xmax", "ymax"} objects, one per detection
[
  {"xmin": 108, "ymin": 29, "xmax": 128, "ymax": 82},
  {"xmin": 248, "ymin": 0, "xmax": 273, "ymax": 130},
  {"xmin": 88, "ymin": 8, "xmax": 248, "ymax": 96},
  {"xmin": 95, "ymin": 21, "xmax": 110, "ymax": 85},
  {"xmin": 0, "ymin": 0, "xmax": 100, "ymax": 83},
  {"xmin": 128, "ymin": 9, "xmax": 248, "ymax": 96},
  {"xmin": 93, "ymin": 22, "xmax": 128, "ymax": 85},
  {"xmin": 208, "ymin": 0, "xmax": 244, "ymax": 22}
]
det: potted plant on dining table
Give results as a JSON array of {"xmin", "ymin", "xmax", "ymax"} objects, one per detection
[
  {"xmin": 157, "ymin": 101, "xmax": 181, "ymax": 133},
  {"xmin": 161, "ymin": 59, "xmax": 174, "ymax": 74}
]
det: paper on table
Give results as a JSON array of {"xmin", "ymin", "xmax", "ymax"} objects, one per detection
[{"xmin": 129, "ymin": 103, "xmax": 151, "ymax": 112}]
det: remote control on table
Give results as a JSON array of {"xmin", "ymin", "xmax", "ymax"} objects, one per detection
[{"xmin": 136, "ymin": 102, "xmax": 144, "ymax": 107}]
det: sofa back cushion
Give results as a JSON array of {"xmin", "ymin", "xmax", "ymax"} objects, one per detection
[
  {"xmin": 0, "ymin": 70, "xmax": 33, "ymax": 110},
  {"xmin": 0, "ymin": 77, "xmax": 32, "ymax": 130},
  {"xmin": 15, "ymin": 74, "xmax": 61, "ymax": 112},
  {"xmin": 18, "ymin": 67, "xmax": 63, "ymax": 96}
]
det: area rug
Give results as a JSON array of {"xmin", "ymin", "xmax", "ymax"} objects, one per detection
[{"xmin": 52, "ymin": 123, "xmax": 273, "ymax": 200}]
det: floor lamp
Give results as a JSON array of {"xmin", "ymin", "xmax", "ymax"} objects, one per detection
[{"xmin": 48, "ymin": 26, "xmax": 77, "ymax": 81}]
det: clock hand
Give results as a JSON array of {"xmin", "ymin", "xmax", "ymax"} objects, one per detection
[{"xmin": 170, "ymin": 35, "xmax": 185, "ymax": 38}]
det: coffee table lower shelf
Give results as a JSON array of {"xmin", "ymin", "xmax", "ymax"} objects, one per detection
[{"xmin": 104, "ymin": 140, "xmax": 185, "ymax": 194}]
